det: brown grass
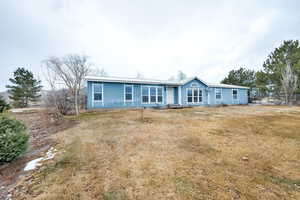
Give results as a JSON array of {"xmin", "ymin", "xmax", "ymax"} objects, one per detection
[{"xmin": 13, "ymin": 106, "xmax": 300, "ymax": 200}]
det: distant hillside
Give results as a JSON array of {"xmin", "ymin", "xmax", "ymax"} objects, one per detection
[
  {"xmin": 0, "ymin": 90, "xmax": 49, "ymax": 105},
  {"xmin": 0, "ymin": 91, "xmax": 10, "ymax": 102}
]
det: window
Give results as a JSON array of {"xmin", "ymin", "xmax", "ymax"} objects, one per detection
[
  {"xmin": 157, "ymin": 88, "xmax": 163, "ymax": 103},
  {"xmin": 150, "ymin": 87, "xmax": 156, "ymax": 103},
  {"xmin": 193, "ymin": 89, "xmax": 198, "ymax": 102},
  {"xmin": 142, "ymin": 87, "xmax": 149, "ymax": 103},
  {"xmin": 215, "ymin": 88, "xmax": 222, "ymax": 100},
  {"xmin": 187, "ymin": 89, "xmax": 193, "ymax": 103},
  {"xmin": 187, "ymin": 88, "xmax": 202, "ymax": 103},
  {"xmin": 124, "ymin": 85, "xmax": 133, "ymax": 102},
  {"xmin": 141, "ymin": 86, "xmax": 163, "ymax": 104},
  {"xmin": 232, "ymin": 89, "xmax": 238, "ymax": 100},
  {"xmin": 191, "ymin": 83, "xmax": 197, "ymax": 87},
  {"xmin": 93, "ymin": 83, "xmax": 103, "ymax": 101},
  {"xmin": 198, "ymin": 90, "xmax": 202, "ymax": 102}
]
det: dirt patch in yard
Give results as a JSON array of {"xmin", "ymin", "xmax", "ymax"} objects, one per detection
[{"xmin": 8, "ymin": 106, "xmax": 300, "ymax": 200}]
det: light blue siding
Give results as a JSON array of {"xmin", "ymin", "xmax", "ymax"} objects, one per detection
[
  {"xmin": 86, "ymin": 78, "xmax": 248, "ymax": 109},
  {"xmin": 87, "ymin": 81, "xmax": 167, "ymax": 109},
  {"xmin": 208, "ymin": 88, "xmax": 248, "ymax": 105},
  {"xmin": 238, "ymin": 89, "xmax": 248, "ymax": 104}
]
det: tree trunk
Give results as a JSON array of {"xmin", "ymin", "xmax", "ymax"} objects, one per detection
[
  {"xmin": 141, "ymin": 107, "xmax": 144, "ymax": 121},
  {"xmin": 74, "ymin": 89, "xmax": 79, "ymax": 115},
  {"xmin": 25, "ymin": 96, "xmax": 28, "ymax": 107},
  {"xmin": 288, "ymin": 94, "xmax": 293, "ymax": 106}
]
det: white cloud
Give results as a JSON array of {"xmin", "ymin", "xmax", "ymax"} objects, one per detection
[{"xmin": 0, "ymin": 0, "xmax": 300, "ymax": 90}]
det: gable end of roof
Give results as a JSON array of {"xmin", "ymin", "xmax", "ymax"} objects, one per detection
[{"xmin": 179, "ymin": 76, "xmax": 209, "ymax": 86}]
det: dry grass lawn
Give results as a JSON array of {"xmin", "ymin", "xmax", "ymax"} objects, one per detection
[{"xmin": 14, "ymin": 106, "xmax": 300, "ymax": 200}]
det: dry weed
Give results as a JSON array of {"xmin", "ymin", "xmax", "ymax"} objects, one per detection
[{"xmin": 14, "ymin": 106, "xmax": 300, "ymax": 200}]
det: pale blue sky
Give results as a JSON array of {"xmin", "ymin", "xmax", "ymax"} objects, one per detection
[{"xmin": 0, "ymin": 0, "xmax": 300, "ymax": 91}]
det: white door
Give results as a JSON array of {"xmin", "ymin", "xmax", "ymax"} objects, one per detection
[{"xmin": 167, "ymin": 87, "xmax": 174, "ymax": 104}]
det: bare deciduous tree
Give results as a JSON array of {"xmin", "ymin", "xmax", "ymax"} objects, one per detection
[
  {"xmin": 43, "ymin": 54, "xmax": 91, "ymax": 115},
  {"xmin": 89, "ymin": 67, "xmax": 108, "ymax": 77},
  {"xmin": 136, "ymin": 72, "xmax": 144, "ymax": 79},
  {"xmin": 281, "ymin": 61, "xmax": 298, "ymax": 105},
  {"xmin": 42, "ymin": 61, "xmax": 64, "ymax": 117},
  {"xmin": 168, "ymin": 75, "xmax": 175, "ymax": 81},
  {"xmin": 177, "ymin": 70, "xmax": 187, "ymax": 81}
]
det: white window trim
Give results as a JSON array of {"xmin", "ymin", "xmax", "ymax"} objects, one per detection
[
  {"xmin": 215, "ymin": 88, "xmax": 222, "ymax": 101},
  {"xmin": 141, "ymin": 86, "xmax": 164, "ymax": 104},
  {"xmin": 232, "ymin": 89, "xmax": 239, "ymax": 103},
  {"xmin": 124, "ymin": 84, "xmax": 134, "ymax": 102},
  {"xmin": 92, "ymin": 83, "xmax": 103, "ymax": 107},
  {"xmin": 186, "ymin": 88, "xmax": 203, "ymax": 104}
]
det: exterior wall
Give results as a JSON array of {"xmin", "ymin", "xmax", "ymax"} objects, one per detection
[
  {"xmin": 208, "ymin": 87, "xmax": 248, "ymax": 105},
  {"xmin": 87, "ymin": 81, "xmax": 167, "ymax": 109},
  {"xmin": 86, "ymin": 79, "xmax": 248, "ymax": 109},
  {"xmin": 181, "ymin": 79, "xmax": 209, "ymax": 106},
  {"xmin": 237, "ymin": 89, "xmax": 248, "ymax": 104}
]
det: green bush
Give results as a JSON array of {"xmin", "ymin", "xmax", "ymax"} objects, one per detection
[{"xmin": 0, "ymin": 115, "xmax": 28, "ymax": 163}]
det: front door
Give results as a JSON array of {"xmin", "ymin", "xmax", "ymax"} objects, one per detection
[{"xmin": 167, "ymin": 87, "xmax": 174, "ymax": 104}]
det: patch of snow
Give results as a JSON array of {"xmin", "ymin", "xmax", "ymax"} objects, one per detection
[
  {"xmin": 24, "ymin": 158, "xmax": 44, "ymax": 171},
  {"xmin": 24, "ymin": 147, "xmax": 58, "ymax": 171},
  {"xmin": 10, "ymin": 109, "xmax": 24, "ymax": 113},
  {"xmin": 43, "ymin": 147, "xmax": 57, "ymax": 160},
  {"xmin": 6, "ymin": 193, "xmax": 12, "ymax": 200},
  {"xmin": 10, "ymin": 107, "xmax": 43, "ymax": 113}
]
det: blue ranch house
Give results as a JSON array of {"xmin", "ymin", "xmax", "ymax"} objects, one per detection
[{"xmin": 85, "ymin": 76, "xmax": 249, "ymax": 109}]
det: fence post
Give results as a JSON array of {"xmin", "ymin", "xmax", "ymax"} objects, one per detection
[{"xmin": 141, "ymin": 106, "xmax": 144, "ymax": 121}]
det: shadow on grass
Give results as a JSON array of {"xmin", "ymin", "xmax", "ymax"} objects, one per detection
[
  {"xmin": 103, "ymin": 188, "xmax": 128, "ymax": 200},
  {"xmin": 256, "ymin": 172, "xmax": 300, "ymax": 191}
]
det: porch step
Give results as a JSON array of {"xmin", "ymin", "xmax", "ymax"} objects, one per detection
[{"xmin": 167, "ymin": 104, "xmax": 183, "ymax": 109}]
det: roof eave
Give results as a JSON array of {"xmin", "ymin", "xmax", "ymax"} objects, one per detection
[
  {"xmin": 208, "ymin": 84, "xmax": 249, "ymax": 89},
  {"xmin": 85, "ymin": 77, "xmax": 181, "ymax": 86}
]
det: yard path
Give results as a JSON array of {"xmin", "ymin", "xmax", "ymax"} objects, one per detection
[{"xmin": 0, "ymin": 109, "xmax": 76, "ymax": 200}]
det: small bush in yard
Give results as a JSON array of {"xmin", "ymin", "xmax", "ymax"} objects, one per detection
[{"xmin": 0, "ymin": 115, "xmax": 28, "ymax": 163}]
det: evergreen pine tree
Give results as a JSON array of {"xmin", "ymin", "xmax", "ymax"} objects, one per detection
[
  {"xmin": 262, "ymin": 40, "xmax": 300, "ymax": 95},
  {"xmin": 6, "ymin": 68, "xmax": 42, "ymax": 107},
  {"xmin": 221, "ymin": 67, "xmax": 256, "ymax": 88}
]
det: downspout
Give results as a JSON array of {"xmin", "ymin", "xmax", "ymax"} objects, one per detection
[{"xmin": 178, "ymin": 86, "xmax": 182, "ymax": 105}]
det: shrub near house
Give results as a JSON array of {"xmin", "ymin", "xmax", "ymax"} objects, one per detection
[{"xmin": 0, "ymin": 115, "xmax": 28, "ymax": 163}]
